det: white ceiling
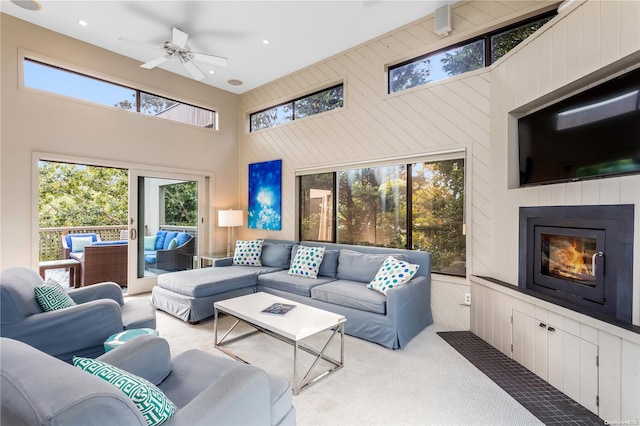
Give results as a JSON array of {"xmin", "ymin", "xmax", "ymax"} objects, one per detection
[{"xmin": 1, "ymin": 0, "xmax": 454, "ymax": 94}]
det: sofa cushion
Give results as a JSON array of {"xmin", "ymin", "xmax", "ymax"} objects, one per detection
[
  {"xmin": 162, "ymin": 232, "xmax": 178, "ymax": 250},
  {"xmin": 167, "ymin": 238, "xmax": 178, "ymax": 250},
  {"xmin": 34, "ymin": 279, "xmax": 77, "ymax": 311},
  {"xmin": 73, "ymin": 357, "xmax": 177, "ymax": 426},
  {"xmin": 145, "ymin": 236, "xmax": 157, "ymax": 250},
  {"xmin": 289, "ymin": 246, "xmax": 325, "ymax": 279},
  {"xmin": 176, "ymin": 232, "xmax": 192, "ymax": 247},
  {"xmin": 311, "ymin": 280, "xmax": 387, "ymax": 315},
  {"xmin": 157, "ymin": 267, "xmax": 264, "ymax": 298},
  {"xmin": 260, "ymin": 241, "xmax": 293, "ymax": 269},
  {"xmin": 70, "ymin": 236, "xmax": 94, "ymax": 253},
  {"xmin": 258, "ymin": 270, "xmax": 335, "ymax": 297},
  {"xmin": 155, "ymin": 231, "xmax": 168, "ymax": 250},
  {"xmin": 233, "ymin": 240, "xmax": 264, "ymax": 266},
  {"xmin": 367, "ymin": 256, "xmax": 420, "ymax": 295},
  {"xmin": 336, "ymin": 249, "xmax": 408, "ymax": 283}
]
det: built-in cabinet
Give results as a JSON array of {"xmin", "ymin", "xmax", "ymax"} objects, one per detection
[
  {"xmin": 470, "ymin": 276, "xmax": 640, "ymax": 423},
  {"xmin": 511, "ymin": 308, "xmax": 598, "ymax": 414}
]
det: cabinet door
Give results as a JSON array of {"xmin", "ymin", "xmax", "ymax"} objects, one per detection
[
  {"xmin": 547, "ymin": 324, "xmax": 564, "ymax": 390},
  {"xmin": 512, "ymin": 309, "xmax": 548, "ymax": 380}
]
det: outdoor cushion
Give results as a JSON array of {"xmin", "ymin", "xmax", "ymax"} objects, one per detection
[
  {"xmin": 91, "ymin": 240, "xmax": 128, "ymax": 246},
  {"xmin": 175, "ymin": 232, "xmax": 191, "ymax": 247},
  {"xmin": 155, "ymin": 231, "xmax": 168, "ymax": 250},
  {"xmin": 162, "ymin": 232, "xmax": 178, "ymax": 250},
  {"xmin": 144, "ymin": 236, "xmax": 156, "ymax": 250},
  {"xmin": 260, "ymin": 241, "xmax": 293, "ymax": 269},
  {"xmin": 70, "ymin": 236, "xmax": 94, "ymax": 253},
  {"xmin": 64, "ymin": 233, "xmax": 99, "ymax": 252},
  {"xmin": 167, "ymin": 238, "xmax": 178, "ymax": 250},
  {"xmin": 311, "ymin": 280, "xmax": 387, "ymax": 314},
  {"xmin": 258, "ymin": 270, "xmax": 335, "ymax": 297},
  {"xmin": 337, "ymin": 249, "xmax": 407, "ymax": 283}
]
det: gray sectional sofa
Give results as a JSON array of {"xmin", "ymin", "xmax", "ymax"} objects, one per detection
[{"xmin": 152, "ymin": 239, "xmax": 433, "ymax": 349}]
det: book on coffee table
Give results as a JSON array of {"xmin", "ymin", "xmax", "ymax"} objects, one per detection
[{"xmin": 261, "ymin": 302, "xmax": 296, "ymax": 315}]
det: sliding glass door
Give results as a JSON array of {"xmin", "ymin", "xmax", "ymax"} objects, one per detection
[{"xmin": 128, "ymin": 170, "xmax": 207, "ymax": 294}]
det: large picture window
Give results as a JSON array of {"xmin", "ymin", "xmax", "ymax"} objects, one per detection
[
  {"xmin": 298, "ymin": 157, "xmax": 466, "ymax": 276},
  {"xmin": 388, "ymin": 12, "xmax": 554, "ymax": 93}
]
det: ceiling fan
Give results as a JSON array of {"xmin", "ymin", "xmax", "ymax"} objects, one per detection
[{"xmin": 138, "ymin": 27, "xmax": 228, "ymax": 81}]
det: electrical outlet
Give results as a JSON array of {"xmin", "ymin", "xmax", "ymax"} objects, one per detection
[{"xmin": 464, "ymin": 293, "xmax": 471, "ymax": 305}]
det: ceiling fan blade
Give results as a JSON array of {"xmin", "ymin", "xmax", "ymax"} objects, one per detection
[
  {"xmin": 172, "ymin": 27, "xmax": 189, "ymax": 48},
  {"xmin": 192, "ymin": 52, "xmax": 229, "ymax": 68},
  {"xmin": 141, "ymin": 56, "xmax": 169, "ymax": 69},
  {"xmin": 183, "ymin": 61, "xmax": 206, "ymax": 81}
]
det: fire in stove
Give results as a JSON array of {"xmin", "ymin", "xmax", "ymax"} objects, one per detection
[{"xmin": 542, "ymin": 234, "xmax": 598, "ymax": 286}]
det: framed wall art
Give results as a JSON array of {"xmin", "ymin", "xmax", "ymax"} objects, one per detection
[{"xmin": 248, "ymin": 159, "xmax": 282, "ymax": 230}]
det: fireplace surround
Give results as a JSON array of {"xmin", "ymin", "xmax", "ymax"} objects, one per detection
[{"xmin": 519, "ymin": 204, "xmax": 634, "ymax": 324}]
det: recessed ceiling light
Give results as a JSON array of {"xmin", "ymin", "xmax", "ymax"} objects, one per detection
[
  {"xmin": 77, "ymin": 19, "xmax": 88, "ymax": 26},
  {"xmin": 227, "ymin": 79, "xmax": 243, "ymax": 86},
  {"xmin": 10, "ymin": 0, "xmax": 41, "ymax": 11},
  {"xmin": 262, "ymin": 39, "xmax": 270, "ymax": 45},
  {"xmin": 209, "ymin": 70, "xmax": 215, "ymax": 75}
]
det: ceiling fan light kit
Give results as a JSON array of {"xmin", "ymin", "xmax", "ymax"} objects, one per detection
[{"xmin": 138, "ymin": 27, "xmax": 228, "ymax": 81}]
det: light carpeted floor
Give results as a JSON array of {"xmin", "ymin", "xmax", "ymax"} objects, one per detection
[{"xmin": 131, "ymin": 293, "xmax": 543, "ymax": 426}]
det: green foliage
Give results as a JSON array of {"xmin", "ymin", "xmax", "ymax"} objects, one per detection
[
  {"xmin": 39, "ymin": 161, "xmax": 128, "ymax": 227},
  {"xmin": 389, "ymin": 61, "xmax": 431, "ymax": 92},
  {"xmin": 295, "ymin": 86, "xmax": 344, "ymax": 118},
  {"xmin": 163, "ymin": 182, "xmax": 197, "ymax": 226},
  {"xmin": 300, "ymin": 173, "xmax": 334, "ymax": 241},
  {"xmin": 114, "ymin": 93, "xmax": 177, "ymax": 115},
  {"xmin": 440, "ymin": 40, "xmax": 484, "ymax": 78}
]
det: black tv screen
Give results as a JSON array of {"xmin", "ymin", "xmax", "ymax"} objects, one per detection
[{"xmin": 518, "ymin": 67, "xmax": 640, "ymax": 186}]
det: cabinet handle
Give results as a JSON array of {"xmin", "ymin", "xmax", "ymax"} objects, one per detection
[
  {"xmin": 548, "ymin": 327, "xmax": 555, "ymax": 332},
  {"xmin": 539, "ymin": 322, "xmax": 547, "ymax": 328}
]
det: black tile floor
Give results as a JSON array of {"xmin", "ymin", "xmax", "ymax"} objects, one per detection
[{"xmin": 438, "ymin": 331, "xmax": 604, "ymax": 426}]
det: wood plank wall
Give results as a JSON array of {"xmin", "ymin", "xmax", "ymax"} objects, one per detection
[
  {"xmin": 490, "ymin": 0, "xmax": 640, "ymax": 324},
  {"xmin": 237, "ymin": 0, "xmax": 640, "ymax": 329}
]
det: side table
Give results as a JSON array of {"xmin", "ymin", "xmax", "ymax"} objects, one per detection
[
  {"xmin": 199, "ymin": 253, "xmax": 229, "ymax": 268},
  {"xmin": 39, "ymin": 259, "xmax": 81, "ymax": 288}
]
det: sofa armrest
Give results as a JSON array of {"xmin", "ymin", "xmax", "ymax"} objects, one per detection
[
  {"xmin": 164, "ymin": 366, "xmax": 272, "ymax": 426},
  {"xmin": 98, "ymin": 335, "xmax": 171, "ymax": 386},
  {"xmin": 0, "ymin": 300, "xmax": 123, "ymax": 359},
  {"xmin": 68, "ymin": 282, "xmax": 125, "ymax": 305},
  {"xmin": 386, "ymin": 275, "xmax": 430, "ymax": 322},
  {"xmin": 212, "ymin": 257, "xmax": 233, "ymax": 267}
]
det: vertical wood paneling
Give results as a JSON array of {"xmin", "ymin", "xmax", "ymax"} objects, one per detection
[
  {"xmin": 620, "ymin": 340, "xmax": 640, "ymax": 421},
  {"xmin": 620, "ymin": 0, "xmax": 640, "ymax": 57},
  {"xmin": 599, "ymin": 331, "xmax": 622, "ymax": 421}
]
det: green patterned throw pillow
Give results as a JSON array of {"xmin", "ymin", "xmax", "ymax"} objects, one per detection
[
  {"xmin": 34, "ymin": 279, "xmax": 77, "ymax": 311},
  {"xmin": 367, "ymin": 256, "xmax": 419, "ymax": 295},
  {"xmin": 288, "ymin": 246, "xmax": 325, "ymax": 279},
  {"xmin": 233, "ymin": 239, "xmax": 264, "ymax": 266},
  {"xmin": 73, "ymin": 357, "xmax": 177, "ymax": 426}
]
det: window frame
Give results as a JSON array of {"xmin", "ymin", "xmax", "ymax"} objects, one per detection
[
  {"xmin": 22, "ymin": 57, "xmax": 217, "ymax": 130},
  {"xmin": 388, "ymin": 10, "xmax": 556, "ymax": 94},
  {"xmin": 296, "ymin": 154, "xmax": 467, "ymax": 277},
  {"xmin": 249, "ymin": 83, "xmax": 344, "ymax": 132}
]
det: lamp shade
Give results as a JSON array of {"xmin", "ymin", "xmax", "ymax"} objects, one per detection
[{"xmin": 218, "ymin": 209, "xmax": 243, "ymax": 227}]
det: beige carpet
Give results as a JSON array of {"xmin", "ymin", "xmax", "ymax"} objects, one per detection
[{"xmin": 132, "ymin": 294, "xmax": 543, "ymax": 426}]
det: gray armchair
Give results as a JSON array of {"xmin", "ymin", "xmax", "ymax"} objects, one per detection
[
  {"xmin": 1, "ymin": 335, "xmax": 296, "ymax": 426},
  {"xmin": 0, "ymin": 267, "xmax": 155, "ymax": 362}
]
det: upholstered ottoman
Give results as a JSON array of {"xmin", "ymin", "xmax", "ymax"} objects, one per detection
[{"xmin": 104, "ymin": 328, "xmax": 159, "ymax": 352}]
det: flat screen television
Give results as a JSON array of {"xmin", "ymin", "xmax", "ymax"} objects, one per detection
[{"xmin": 518, "ymin": 67, "xmax": 640, "ymax": 186}]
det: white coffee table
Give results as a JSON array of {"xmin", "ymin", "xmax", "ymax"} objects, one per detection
[{"xmin": 213, "ymin": 292, "xmax": 346, "ymax": 395}]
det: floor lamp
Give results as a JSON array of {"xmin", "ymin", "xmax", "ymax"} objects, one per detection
[{"xmin": 218, "ymin": 209, "xmax": 243, "ymax": 257}]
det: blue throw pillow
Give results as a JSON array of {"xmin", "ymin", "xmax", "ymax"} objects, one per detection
[
  {"xmin": 175, "ymin": 232, "xmax": 191, "ymax": 247},
  {"xmin": 155, "ymin": 231, "xmax": 168, "ymax": 250},
  {"xmin": 163, "ymin": 232, "xmax": 178, "ymax": 250},
  {"xmin": 144, "ymin": 236, "xmax": 157, "ymax": 250}
]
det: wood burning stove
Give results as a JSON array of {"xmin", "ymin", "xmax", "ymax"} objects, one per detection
[{"xmin": 519, "ymin": 205, "xmax": 634, "ymax": 324}]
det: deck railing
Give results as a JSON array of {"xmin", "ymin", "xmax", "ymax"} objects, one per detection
[{"xmin": 39, "ymin": 225, "xmax": 198, "ymax": 261}]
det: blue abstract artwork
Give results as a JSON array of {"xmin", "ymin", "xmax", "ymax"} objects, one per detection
[{"xmin": 248, "ymin": 159, "xmax": 282, "ymax": 230}]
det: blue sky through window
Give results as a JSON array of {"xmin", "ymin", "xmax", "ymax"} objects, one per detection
[{"xmin": 24, "ymin": 60, "xmax": 136, "ymax": 110}]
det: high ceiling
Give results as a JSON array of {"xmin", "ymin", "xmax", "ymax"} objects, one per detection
[{"xmin": 1, "ymin": 0, "xmax": 455, "ymax": 94}]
